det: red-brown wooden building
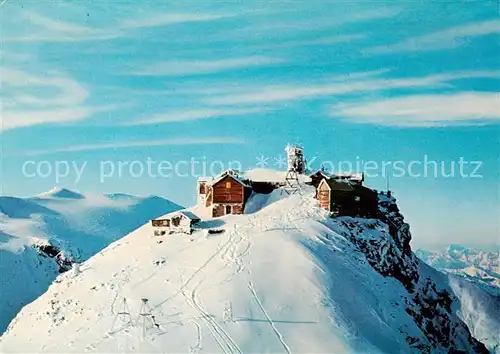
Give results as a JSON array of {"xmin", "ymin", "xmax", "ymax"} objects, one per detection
[{"xmin": 203, "ymin": 171, "xmax": 252, "ymax": 217}]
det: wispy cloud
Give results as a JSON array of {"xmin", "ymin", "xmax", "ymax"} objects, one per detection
[
  {"xmin": 24, "ymin": 11, "xmax": 96, "ymax": 34},
  {"xmin": 3, "ymin": 68, "xmax": 88, "ymax": 107},
  {"xmin": 327, "ymin": 68, "xmax": 394, "ymax": 82},
  {"xmin": 3, "ymin": 11, "xmax": 119, "ymax": 42},
  {"xmin": 1, "ymin": 68, "xmax": 112, "ymax": 130},
  {"xmin": 332, "ymin": 92, "xmax": 500, "ymax": 127},
  {"xmin": 367, "ymin": 19, "xmax": 500, "ymax": 54},
  {"xmin": 282, "ymin": 34, "xmax": 366, "ymax": 47},
  {"xmin": 128, "ymin": 107, "xmax": 267, "ymax": 125},
  {"xmin": 205, "ymin": 70, "xmax": 500, "ymax": 105},
  {"xmin": 11, "ymin": 137, "xmax": 244, "ymax": 157},
  {"xmin": 121, "ymin": 13, "xmax": 232, "ymax": 29},
  {"xmin": 2, "ymin": 106, "xmax": 115, "ymax": 131},
  {"xmin": 131, "ymin": 56, "xmax": 283, "ymax": 76},
  {"xmin": 345, "ymin": 7, "xmax": 401, "ymax": 22},
  {"xmin": 247, "ymin": 34, "xmax": 366, "ymax": 51},
  {"xmin": 3, "ymin": 9, "xmax": 234, "ymax": 42},
  {"xmin": 0, "ymin": 51, "xmax": 31, "ymax": 62}
]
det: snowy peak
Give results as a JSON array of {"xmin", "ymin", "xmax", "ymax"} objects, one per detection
[
  {"xmin": 0, "ymin": 190, "xmax": 182, "ymax": 334},
  {"xmin": 36, "ymin": 187, "xmax": 85, "ymax": 200},
  {"xmin": 0, "ymin": 188, "xmax": 493, "ymax": 353},
  {"xmin": 416, "ymin": 245, "xmax": 500, "ymax": 294},
  {"xmin": 447, "ymin": 244, "xmax": 468, "ymax": 253}
]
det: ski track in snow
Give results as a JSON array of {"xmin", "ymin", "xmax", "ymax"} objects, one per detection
[
  {"xmin": 175, "ymin": 225, "xmax": 249, "ymax": 354},
  {"xmin": 153, "ymin": 231, "xmax": 238, "ymax": 310},
  {"xmin": 189, "ymin": 319, "xmax": 202, "ymax": 354},
  {"xmin": 177, "ymin": 210, "xmax": 263, "ymax": 353},
  {"xmin": 180, "ymin": 278, "xmax": 234, "ymax": 354},
  {"xmin": 247, "ymin": 279, "xmax": 293, "ymax": 354},
  {"xmin": 191, "ymin": 281, "xmax": 244, "ymax": 354}
]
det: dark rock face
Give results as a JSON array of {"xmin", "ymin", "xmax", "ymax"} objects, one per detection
[
  {"xmin": 33, "ymin": 244, "xmax": 73, "ymax": 273},
  {"xmin": 335, "ymin": 193, "xmax": 490, "ymax": 353}
]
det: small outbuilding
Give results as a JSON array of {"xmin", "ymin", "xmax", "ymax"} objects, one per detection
[
  {"xmin": 316, "ymin": 178, "xmax": 378, "ymax": 218},
  {"xmin": 151, "ymin": 210, "xmax": 201, "ymax": 235}
]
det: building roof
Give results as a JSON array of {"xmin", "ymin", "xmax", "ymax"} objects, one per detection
[
  {"xmin": 176, "ymin": 210, "xmax": 201, "ymax": 221},
  {"xmin": 211, "ymin": 169, "xmax": 250, "ymax": 188},
  {"xmin": 311, "ymin": 170, "xmax": 364, "ymax": 183},
  {"xmin": 319, "ymin": 178, "xmax": 376, "ymax": 196},
  {"xmin": 332, "ymin": 172, "xmax": 364, "ymax": 182},
  {"xmin": 154, "ymin": 210, "xmax": 201, "ymax": 222},
  {"xmin": 319, "ymin": 178, "xmax": 356, "ymax": 191},
  {"xmin": 309, "ymin": 169, "xmax": 333, "ymax": 179}
]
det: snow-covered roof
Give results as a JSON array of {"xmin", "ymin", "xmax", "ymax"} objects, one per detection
[
  {"xmin": 309, "ymin": 170, "xmax": 333, "ymax": 178},
  {"xmin": 319, "ymin": 178, "xmax": 355, "ymax": 191},
  {"xmin": 211, "ymin": 170, "xmax": 250, "ymax": 187},
  {"xmin": 332, "ymin": 172, "xmax": 364, "ymax": 182},
  {"xmin": 155, "ymin": 209, "xmax": 201, "ymax": 221},
  {"xmin": 309, "ymin": 170, "xmax": 363, "ymax": 183},
  {"xmin": 176, "ymin": 210, "xmax": 201, "ymax": 221}
]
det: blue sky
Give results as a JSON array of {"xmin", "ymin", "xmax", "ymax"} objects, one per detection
[{"xmin": 1, "ymin": 1, "xmax": 499, "ymax": 247}]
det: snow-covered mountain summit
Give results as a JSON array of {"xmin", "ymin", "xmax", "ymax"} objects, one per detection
[
  {"xmin": 35, "ymin": 187, "xmax": 86, "ymax": 199},
  {"xmin": 1, "ymin": 186, "xmax": 495, "ymax": 353},
  {"xmin": 0, "ymin": 188, "xmax": 182, "ymax": 334}
]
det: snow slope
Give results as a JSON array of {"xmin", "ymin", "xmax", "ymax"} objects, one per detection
[
  {"xmin": 448, "ymin": 275, "xmax": 500, "ymax": 353},
  {"xmin": 1, "ymin": 187, "xmax": 492, "ymax": 353},
  {"xmin": 0, "ymin": 188, "xmax": 181, "ymax": 334}
]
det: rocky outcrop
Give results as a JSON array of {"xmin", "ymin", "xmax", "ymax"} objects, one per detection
[
  {"xmin": 33, "ymin": 243, "xmax": 73, "ymax": 273},
  {"xmin": 332, "ymin": 192, "xmax": 489, "ymax": 353}
]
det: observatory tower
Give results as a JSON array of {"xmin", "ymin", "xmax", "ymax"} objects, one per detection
[
  {"xmin": 283, "ymin": 144, "xmax": 305, "ymax": 194},
  {"xmin": 286, "ymin": 144, "xmax": 305, "ymax": 174}
]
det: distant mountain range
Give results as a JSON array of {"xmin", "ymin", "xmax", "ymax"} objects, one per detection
[
  {"xmin": 416, "ymin": 245, "xmax": 500, "ymax": 293},
  {"xmin": 0, "ymin": 188, "xmax": 182, "ymax": 334}
]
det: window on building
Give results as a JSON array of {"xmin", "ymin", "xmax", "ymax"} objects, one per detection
[
  {"xmin": 226, "ymin": 181, "xmax": 231, "ymax": 188},
  {"xmin": 225, "ymin": 205, "xmax": 232, "ymax": 214}
]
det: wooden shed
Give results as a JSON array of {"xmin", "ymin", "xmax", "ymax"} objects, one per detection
[
  {"xmin": 151, "ymin": 210, "xmax": 200, "ymax": 235},
  {"xmin": 317, "ymin": 178, "xmax": 378, "ymax": 218}
]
